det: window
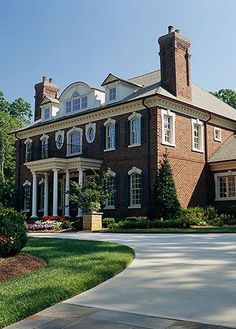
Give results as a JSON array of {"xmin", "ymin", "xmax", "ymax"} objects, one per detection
[
  {"xmin": 40, "ymin": 134, "xmax": 49, "ymax": 159},
  {"xmin": 106, "ymin": 124, "xmax": 115, "ymax": 150},
  {"xmin": 44, "ymin": 108, "xmax": 50, "ymax": 120},
  {"xmin": 128, "ymin": 167, "xmax": 142, "ymax": 208},
  {"xmin": 161, "ymin": 109, "xmax": 175, "ymax": 146},
  {"xmin": 86, "ymin": 123, "xmax": 96, "ymax": 143},
  {"xmin": 109, "ymin": 87, "xmax": 116, "ymax": 101},
  {"xmin": 55, "ymin": 130, "xmax": 64, "ymax": 149},
  {"xmin": 214, "ymin": 127, "xmax": 222, "ymax": 142},
  {"xmin": 106, "ymin": 175, "xmax": 116, "ymax": 208},
  {"xmin": 215, "ymin": 173, "xmax": 236, "ymax": 200},
  {"xmin": 191, "ymin": 119, "xmax": 204, "ymax": 152},
  {"xmin": 130, "ymin": 117, "xmax": 141, "ymax": 145},
  {"xmin": 66, "ymin": 101, "xmax": 72, "ymax": 113},
  {"xmin": 67, "ymin": 127, "xmax": 83, "ymax": 155},
  {"xmin": 23, "ymin": 181, "xmax": 31, "ymax": 212},
  {"xmin": 24, "ymin": 138, "xmax": 32, "ymax": 162},
  {"xmin": 73, "ymin": 98, "xmax": 80, "ymax": 111},
  {"xmin": 82, "ymin": 96, "xmax": 88, "ymax": 109}
]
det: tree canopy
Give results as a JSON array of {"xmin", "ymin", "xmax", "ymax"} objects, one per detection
[
  {"xmin": 212, "ymin": 89, "xmax": 236, "ymax": 109},
  {"xmin": 0, "ymin": 91, "xmax": 32, "ymax": 207}
]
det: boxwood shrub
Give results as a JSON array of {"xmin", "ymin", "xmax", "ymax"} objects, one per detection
[{"xmin": 0, "ymin": 208, "xmax": 27, "ymax": 257}]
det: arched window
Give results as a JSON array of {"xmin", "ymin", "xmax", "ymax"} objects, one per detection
[
  {"xmin": 130, "ymin": 117, "xmax": 141, "ymax": 145},
  {"xmin": 40, "ymin": 134, "xmax": 49, "ymax": 159},
  {"xmin": 106, "ymin": 124, "xmax": 115, "ymax": 150},
  {"xmin": 67, "ymin": 127, "xmax": 83, "ymax": 155},
  {"xmin": 24, "ymin": 138, "xmax": 32, "ymax": 162},
  {"xmin": 106, "ymin": 171, "xmax": 116, "ymax": 208},
  {"xmin": 128, "ymin": 167, "xmax": 142, "ymax": 207},
  {"xmin": 23, "ymin": 181, "xmax": 31, "ymax": 212}
]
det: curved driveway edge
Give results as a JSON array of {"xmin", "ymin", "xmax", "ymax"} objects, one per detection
[{"xmin": 30, "ymin": 232, "xmax": 236, "ymax": 328}]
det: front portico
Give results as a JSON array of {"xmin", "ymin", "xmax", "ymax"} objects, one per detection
[{"xmin": 25, "ymin": 157, "xmax": 102, "ymax": 218}]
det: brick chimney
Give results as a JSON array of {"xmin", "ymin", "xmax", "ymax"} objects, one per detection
[
  {"xmin": 158, "ymin": 26, "xmax": 192, "ymax": 100},
  {"xmin": 34, "ymin": 76, "xmax": 60, "ymax": 121}
]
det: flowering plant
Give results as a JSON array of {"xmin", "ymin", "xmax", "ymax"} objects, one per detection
[
  {"xmin": 42, "ymin": 216, "xmax": 65, "ymax": 221},
  {"xmin": 27, "ymin": 220, "xmax": 62, "ymax": 231}
]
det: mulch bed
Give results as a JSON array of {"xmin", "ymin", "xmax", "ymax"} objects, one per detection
[{"xmin": 0, "ymin": 253, "xmax": 46, "ymax": 282}]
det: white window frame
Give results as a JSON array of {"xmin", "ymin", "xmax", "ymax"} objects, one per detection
[
  {"xmin": 128, "ymin": 112, "xmax": 141, "ymax": 147},
  {"xmin": 191, "ymin": 118, "xmax": 204, "ymax": 153},
  {"xmin": 55, "ymin": 130, "xmax": 64, "ymax": 149},
  {"xmin": 214, "ymin": 127, "xmax": 222, "ymax": 142},
  {"xmin": 40, "ymin": 134, "xmax": 49, "ymax": 159},
  {"xmin": 64, "ymin": 91, "xmax": 88, "ymax": 114},
  {"xmin": 161, "ymin": 109, "xmax": 176, "ymax": 147},
  {"xmin": 24, "ymin": 138, "xmax": 32, "ymax": 163},
  {"xmin": 44, "ymin": 107, "xmax": 50, "ymax": 120},
  {"xmin": 85, "ymin": 123, "xmax": 96, "ymax": 143},
  {"xmin": 66, "ymin": 127, "xmax": 83, "ymax": 156},
  {"xmin": 128, "ymin": 167, "xmax": 142, "ymax": 209},
  {"xmin": 214, "ymin": 172, "xmax": 236, "ymax": 201},
  {"xmin": 109, "ymin": 87, "xmax": 116, "ymax": 102},
  {"xmin": 23, "ymin": 180, "xmax": 31, "ymax": 212},
  {"xmin": 104, "ymin": 118, "xmax": 116, "ymax": 152},
  {"xmin": 104, "ymin": 170, "xmax": 116, "ymax": 210}
]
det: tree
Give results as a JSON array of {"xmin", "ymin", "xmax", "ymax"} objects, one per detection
[
  {"xmin": 149, "ymin": 151, "xmax": 180, "ymax": 220},
  {"xmin": 0, "ymin": 91, "xmax": 32, "ymax": 207},
  {"xmin": 212, "ymin": 89, "xmax": 236, "ymax": 109}
]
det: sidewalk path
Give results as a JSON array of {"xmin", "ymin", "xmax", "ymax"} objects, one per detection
[{"xmin": 24, "ymin": 232, "xmax": 236, "ymax": 328}]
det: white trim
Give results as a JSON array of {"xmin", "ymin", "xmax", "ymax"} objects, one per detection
[
  {"xmin": 161, "ymin": 109, "xmax": 176, "ymax": 147},
  {"xmin": 191, "ymin": 118, "xmax": 204, "ymax": 153},
  {"xmin": 128, "ymin": 112, "xmax": 141, "ymax": 147},
  {"xmin": 40, "ymin": 133, "xmax": 49, "ymax": 141},
  {"xmin": 104, "ymin": 118, "xmax": 116, "ymax": 151},
  {"xmin": 104, "ymin": 118, "xmax": 116, "ymax": 126},
  {"xmin": 85, "ymin": 123, "xmax": 96, "ymax": 143},
  {"xmin": 128, "ymin": 205, "xmax": 141, "ymax": 209},
  {"xmin": 128, "ymin": 167, "xmax": 142, "ymax": 175},
  {"xmin": 107, "ymin": 169, "xmax": 116, "ymax": 177},
  {"xmin": 38, "ymin": 178, "xmax": 44, "ymax": 185},
  {"xmin": 214, "ymin": 127, "xmax": 222, "ymax": 142},
  {"xmin": 214, "ymin": 172, "xmax": 236, "ymax": 201},
  {"xmin": 128, "ymin": 112, "xmax": 141, "ymax": 121},
  {"xmin": 24, "ymin": 138, "xmax": 32, "ymax": 145},
  {"xmin": 66, "ymin": 127, "xmax": 83, "ymax": 156},
  {"xmin": 103, "ymin": 205, "xmax": 115, "ymax": 210},
  {"xmin": 23, "ymin": 180, "xmax": 31, "ymax": 187},
  {"xmin": 55, "ymin": 130, "xmax": 65, "ymax": 149},
  {"xmin": 104, "ymin": 147, "xmax": 115, "ymax": 152}
]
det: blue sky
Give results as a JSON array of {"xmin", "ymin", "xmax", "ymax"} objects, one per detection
[{"xmin": 1, "ymin": 0, "xmax": 236, "ymax": 110}]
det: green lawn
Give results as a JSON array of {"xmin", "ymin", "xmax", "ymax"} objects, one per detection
[
  {"xmin": 0, "ymin": 237, "xmax": 134, "ymax": 329},
  {"xmin": 101, "ymin": 226, "xmax": 236, "ymax": 234}
]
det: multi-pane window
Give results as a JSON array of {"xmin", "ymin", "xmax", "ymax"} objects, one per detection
[
  {"xmin": 109, "ymin": 87, "xmax": 116, "ymax": 101},
  {"xmin": 107, "ymin": 176, "xmax": 115, "ymax": 207},
  {"xmin": 68, "ymin": 130, "xmax": 81, "ymax": 154},
  {"xmin": 216, "ymin": 174, "xmax": 236, "ymax": 200},
  {"xmin": 44, "ymin": 108, "xmax": 50, "ymax": 120},
  {"xmin": 66, "ymin": 101, "xmax": 72, "ymax": 113},
  {"xmin": 23, "ymin": 185, "xmax": 31, "ymax": 212},
  {"xmin": 130, "ymin": 117, "xmax": 141, "ymax": 145},
  {"xmin": 73, "ymin": 98, "xmax": 80, "ymax": 111},
  {"xmin": 82, "ymin": 96, "xmax": 88, "ymax": 109},
  {"xmin": 130, "ymin": 173, "xmax": 141, "ymax": 206},
  {"xmin": 214, "ymin": 127, "xmax": 222, "ymax": 142},
  {"xmin": 192, "ymin": 119, "xmax": 203, "ymax": 152},
  {"xmin": 25, "ymin": 141, "xmax": 32, "ymax": 162},
  {"xmin": 161, "ymin": 110, "xmax": 175, "ymax": 146},
  {"xmin": 41, "ymin": 138, "xmax": 49, "ymax": 159},
  {"xmin": 106, "ymin": 123, "xmax": 115, "ymax": 149}
]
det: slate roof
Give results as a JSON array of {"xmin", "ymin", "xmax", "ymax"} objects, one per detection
[{"xmin": 209, "ymin": 135, "xmax": 236, "ymax": 163}]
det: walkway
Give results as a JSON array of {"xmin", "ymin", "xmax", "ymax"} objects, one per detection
[{"xmin": 6, "ymin": 233, "xmax": 236, "ymax": 328}]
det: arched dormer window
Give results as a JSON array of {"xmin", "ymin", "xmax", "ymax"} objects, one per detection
[
  {"xmin": 67, "ymin": 127, "xmax": 83, "ymax": 156},
  {"xmin": 23, "ymin": 180, "xmax": 31, "ymax": 212},
  {"xmin": 65, "ymin": 90, "xmax": 88, "ymax": 114},
  {"xmin": 40, "ymin": 134, "xmax": 49, "ymax": 159}
]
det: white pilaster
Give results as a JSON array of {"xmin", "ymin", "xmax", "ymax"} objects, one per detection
[
  {"xmin": 44, "ymin": 172, "xmax": 49, "ymax": 217},
  {"xmin": 31, "ymin": 171, "xmax": 37, "ymax": 218},
  {"xmin": 64, "ymin": 170, "xmax": 70, "ymax": 217},
  {"xmin": 52, "ymin": 168, "xmax": 59, "ymax": 216},
  {"xmin": 77, "ymin": 168, "xmax": 83, "ymax": 217}
]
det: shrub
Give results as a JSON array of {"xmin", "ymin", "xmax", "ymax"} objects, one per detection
[
  {"xmin": 0, "ymin": 208, "xmax": 27, "ymax": 257},
  {"xmin": 151, "ymin": 219, "xmax": 190, "ymax": 228},
  {"xmin": 71, "ymin": 219, "xmax": 83, "ymax": 231},
  {"xmin": 102, "ymin": 217, "xmax": 115, "ymax": 228},
  {"xmin": 219, "ymin": 213, "xmax": 236, "ymax": 226},
  {"xmin": 61, "ymin": 220, "xmax": 72, "ymax": 230},
  {"xmin": 180, "ymin": 207, "xmax": 207, "ymax": 226}
]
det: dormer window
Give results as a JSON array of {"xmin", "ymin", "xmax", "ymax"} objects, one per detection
[
  {"xmin": 44, "ymin": 108, "xmax": 50, "ymax": 120},
  {"xmin": 82, "ymin": 96, "xmax": 88, "ymax": 109},
  {"xmin": 73, "ymin": 98, "xmax": 80, "ymax": 111},
  {"xmin": 66, "ymin": 101, "xmax": 72, "ymax": 113},
  {"xmin": 109, "ymin": 87, "xmax": 116, "ymax": 101}
]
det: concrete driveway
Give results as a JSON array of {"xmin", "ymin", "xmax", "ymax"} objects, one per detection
[{"xmin": 31, "ymin": 233, "xmax": 236, "ymax": 328}]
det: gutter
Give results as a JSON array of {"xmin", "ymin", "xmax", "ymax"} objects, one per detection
[{"xmin": 204, "ymin": 113, "xmax": 213, "ymax": 204}]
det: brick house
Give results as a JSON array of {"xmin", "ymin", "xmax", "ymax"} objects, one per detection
[{"xmin": 14, "ymin": 26, "xmax": 236, "ymax": 219}]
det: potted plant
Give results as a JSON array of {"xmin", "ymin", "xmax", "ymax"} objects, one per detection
[{"xmin": 70, "ymin": 171, "xmax": 111, "ymax": 231}]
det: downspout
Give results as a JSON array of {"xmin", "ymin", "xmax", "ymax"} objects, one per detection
[
  {"xmin": 204, "ymin": 113, "xmax": 213, "ymax": 204},
  {"xmin": 14, "ymin": 132, "xmax": 22, "ymax": 209},
  {"xmin": 142, "ymin": 98, "xmax": 153, "ymax": 204}
]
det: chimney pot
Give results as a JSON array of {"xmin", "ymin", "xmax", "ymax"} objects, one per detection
[
  {"xmin": 175, "ymin": 29, "xmax": 180, "ymax": 34},
  {"xmin": 49, "ymin": 78, "xmax": 53, "ymax": 83},
  {"xmin": 168, "ymin": 25, "xmax": 175, "ymax": 33},
  {"xmin": 42, "ymin": 76, "xmax": 47, "ymax": 82}
]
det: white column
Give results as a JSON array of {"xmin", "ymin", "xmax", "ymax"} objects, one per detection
[
  {"xmin": 52, "ymin": 168, "xmax": 59, "ymax": 216},
  {"xmin": 31, "ymin": 171, "xmax": 37, "ymax": 218},
  {"xmin": 43, "ymin": 172, "xmax": 49, "ymax": 217},
  {"xmin": 77, "ymin": 168, "xmax": 83, "ymax": 217},
  {"xmin": 64, "ymin": 170, "xmax": 70, "ymax": 217}
]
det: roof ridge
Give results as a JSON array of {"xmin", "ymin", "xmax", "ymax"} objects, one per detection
[{"xmin": 129, "ymin": 69, "xmax": 160, "ymax": 81}]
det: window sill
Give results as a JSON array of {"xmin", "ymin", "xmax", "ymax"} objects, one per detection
[
  {"xmin": 128, "ymin": 205, "xmax": 141, "ymax": 209},
  {"xmin": 66, "ymin": 152, "xmax": 82, "ymax": 157},
  {"xmin": 214, "ymin": 138, "xmax": 222, "ymax": 143},
  {"xmin": 128, "ymin": 143, "xmax": 141, "ymax": 148},
  {"xmin": 215, "ymin": 197, "xmax": 236, "ymax": 201},
  {"xmin": 161, "ymin": 141, "xmax": 176, "ymax": 148},
  {"xmin": 104, "ymin": 147, "xmax": 115, "ymax": 152},
  {"xmin": 104, "ymin": 206, "xmax": 115, "ymax": 210},
  {"xmin": 191, "ymin": 148, "xmax": 204, "ymax": 154}
]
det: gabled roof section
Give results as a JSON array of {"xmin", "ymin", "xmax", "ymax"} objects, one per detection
[
  {"xmin": 209, "ymin": 135, "xmax": 236, "ymax": 163},
  {"xmin": 101, "ymin": 73, "xmax": 142, "ymax": 88},
  {"xmin": 41, "ymin": 95, "xmax": 59, "ymax": 105}
]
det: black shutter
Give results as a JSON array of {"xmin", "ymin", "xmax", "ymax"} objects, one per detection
[
  {"xmin": 141, "ymin": 115, "xmax": 147, "ymax": 144},
  {"xmin": 31, "ymin": 141, "xmax": 35, "ymax": 161},
  {"xmin": 125, "ymin": 119, "xmax": 130, "ymax": 145},
  {"xmin": 100, "ymin": 125, "xmax": 106, "ymax": 150},
  {"xmin": 115, "ymin": 122, "xmax": 120, "ymax": 148},
  {"xmin": 21, "ymin": 142, "xmax": 25, "ymax": 163},
  {"xmin": 125, "ymin": 174, "xmax": 130, "ymax": 207},
  {"xmin": 114, "ymin": 174, "xmax": 119, "ymax": 208},
  {"xmin": 141, "ymin": 171, "xmax": 146, "ymax": 207}
]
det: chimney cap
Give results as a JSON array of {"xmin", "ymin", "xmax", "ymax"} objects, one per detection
[
  {"xmin": 175, "ymin": 29, "xmax": 180, "ymax": 34},
  {"xmin": 42, "ymin": 76, "xmax": 47, "ymax": 82},
  {"xmin": 168, "ymin": 25, "xmax": 175, "ymax": 33},
  {"xmin": 49, "ymin": 78, "xmax": 53, "ymax": 83}
]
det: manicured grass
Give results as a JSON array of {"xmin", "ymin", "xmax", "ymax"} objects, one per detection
[
  {"xmin": 0, "ymin": 237, "xmax": 134, "ymax": 329},
  {"xmin": 100, "ymin": 226, "xmax": 236, "ymax": 234}
]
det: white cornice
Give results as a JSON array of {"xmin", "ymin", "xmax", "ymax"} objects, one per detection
[{"xmin": 209, "ymin": 161, "xmax": 236, "ymax": 172}]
